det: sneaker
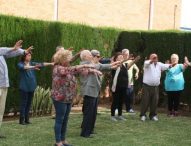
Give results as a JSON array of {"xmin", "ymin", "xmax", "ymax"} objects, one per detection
[
  {"xmin": 118, "ymin": 116, "xmax": 127, "ymax": 121},
  {"xmin": 152, "ymin": 116, "xmax": 159, "ymax": 121},
  {"xmin": 128, "ymin": 109, "xmax": 135, "ymax": 113},
  {"xmin": 141, "ymin": 116, "xmax": 146, "ymax": 122},
  {"xmin": 110, "ymin": 116, "xmax": 118, "ymax": 122}
]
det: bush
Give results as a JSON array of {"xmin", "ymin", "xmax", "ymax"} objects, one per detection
[
  {"xmin": 115, "ymin": 31, "xmax": 191, "ymax": 107},
  {"xmin": 0, "ymin": 14, "xmax": 120, "ymax": 112}
]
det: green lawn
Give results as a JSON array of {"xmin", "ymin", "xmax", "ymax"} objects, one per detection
[{"xmin": 1, "ymin": 109, "xmax": 191, "ymax": 146}]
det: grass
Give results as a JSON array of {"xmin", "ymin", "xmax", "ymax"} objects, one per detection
[{"xmin": 1, "ymin": 109, "xmax": 191, "ymax": 146}]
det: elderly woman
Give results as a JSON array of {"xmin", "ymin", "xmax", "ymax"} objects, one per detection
[
  {"xmin": 51, "ymin": 50, "xmax": 101, "ymax": 146},
  {"xmin": 79, "ymin": 50, "xmax": 120, "ymax": 138},
  {"xmin": 18, "ymin": 52, "xmax": 53, "ymax": 125},
  {"xmin": 164, "ymin": 54, "xmax": 188, "ymax": 116}
]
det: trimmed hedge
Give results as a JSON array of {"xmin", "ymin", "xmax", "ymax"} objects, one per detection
[
  {"xmin": 115, "ymin": 31, "xmax": 191, "ymax": 107},
  {"xmin": 0, "ymin": 15, "xmax": 120, "ymax": 112},
  {"xmin": 1, "ymin": 14, "xmax": 191, "ymax": 112}
]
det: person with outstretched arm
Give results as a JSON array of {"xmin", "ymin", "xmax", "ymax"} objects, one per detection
[{"xmin": 0, "ymin": 40, "xmax": 32, "ymax": 138}]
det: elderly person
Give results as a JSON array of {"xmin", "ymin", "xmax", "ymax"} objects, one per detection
[
  {"xmin": 51, "ymin": 50, "xmax": 101, "ymax": 146},
  {"xmin": 140, "ymin": 53, "xmax": 171, "ymax": 122},
  {"xmin": 18, "ymin": 52, "xmax": 53, "ymax": 125},
  {"xmin": 164, "ymin": 54, "xmax": 188, "ymax": 116},
  {"xmin": 0, "ymin": 40, "xmax": 31, "ymax": 138},
  {"xmin": 80, "ymin": 50, "xmax": 120, "ymax": 138},
  {"xmin": 122, "ymin": 49, "xmax": 139, "ymax": 113},
  {"xmin": 111, "ymin": 52, "xmax": 140, "ymax": 121},
  {"xmin": 51, "ymin": 46, "xmax": 82, "ymax": 118}
]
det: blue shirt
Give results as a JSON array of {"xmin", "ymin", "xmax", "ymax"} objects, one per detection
[
  {"xmin": 164, "ymin": 64, "xmax": 184, "ymax": 91},
  {"xmin": 18, "ymin": 61, "xmax": 43, "ymax": 92},
  {"xmin": 0, "ymin": 47, "xmax": 24, "ymax": 87}
]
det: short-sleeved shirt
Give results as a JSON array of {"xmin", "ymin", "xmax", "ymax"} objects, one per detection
[{"xmin": 164, "ymin": 64, "xmax": 184, "ymax": 91}]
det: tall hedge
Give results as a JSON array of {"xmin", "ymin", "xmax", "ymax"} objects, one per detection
[
  {"xmin": 115, "ymin": 31, "xmax": 191, "ymax": 106},
  {"xmin": 1, "ymin": 14, "xmax": 191, "ymax": 112},
  {"xmin": 0, "ymin": 15, "xmax": 120, "ymax": 112}
]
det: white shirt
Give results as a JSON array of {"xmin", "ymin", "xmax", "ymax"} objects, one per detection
[{"xmin": 143, "ymin": 60, "xmax": 170, "ymax": 86}]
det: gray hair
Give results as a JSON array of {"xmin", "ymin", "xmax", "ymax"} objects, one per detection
[
  {"xmin": 122, "ymin": 49, "xmax": 129, "ymax": 54},
  {"xmin": 80, "ymin": 50, "xmax": 91, "ymax": 61}
]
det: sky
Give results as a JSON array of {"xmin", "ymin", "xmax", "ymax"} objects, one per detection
[{"xmin": 180, "ymin": 0, "xmax": 191, "ymax": 29}]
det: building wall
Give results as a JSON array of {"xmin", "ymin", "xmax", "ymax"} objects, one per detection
[{"xmin": 0, "ymin": 0, "xmax": 181, "ymax": 30}]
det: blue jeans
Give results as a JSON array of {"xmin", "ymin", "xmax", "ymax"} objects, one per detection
[
  {"xmin": 125, "ymin": 85, "xmax": 134, "ymax": 111},
  {"xmin": 19, "ymin": 90, "xmax": 34, "ymax": 117},
  {"xmin": 53, "ymin": 99, "xmax": 71, "ymax": 143}
]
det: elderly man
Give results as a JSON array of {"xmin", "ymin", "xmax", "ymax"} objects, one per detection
[
  {"xmin": 122, "ymin": 49, "xmax": 139, "ymax": 113},
  {"xmin": 0, "ymin": 40, "xmax": 31, "ymax": 138},
  {"xmin": 140, "ymin": 53, "xmax": 171, "ymax": 122},
  {"xmin": 80, "ymin": 50, "xmax": 120, "ymax": 138}
]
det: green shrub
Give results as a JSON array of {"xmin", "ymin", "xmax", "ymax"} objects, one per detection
[
  {"xmin": 0, "ymin": 14, "xmax": 120, "ymax": 112},
  {"xmin": 32, "ymin": 86, "xmax": 52, "ymax": 116}
]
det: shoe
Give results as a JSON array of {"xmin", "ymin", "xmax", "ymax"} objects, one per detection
[
  {"xmin": 90, "ymin": 131, "xmax": 97, "ymax": 135},
  {"xmin": 63, "ymin": 144, "xmax": 73, "ymax": 146},
  {"xmin": 118, "ymin": 116, "xmax": 127, "ymax": 121},
  {"xmin": 80, "ymin": 135, "xmax": 94, "ymax": 138},
  {"xmin": 19, "ymin": 116, "xmax": 26, "ymax": 125},
  {"xmin": 110, "ymin": 116, "xmax": 118, "ymax": 122},
  {"xmin": 0, "ymin": 134, "xmax": 6, "ymax": 138},
  {"xmin": 128, "ymin": 109, "xmax": 135, "ymax": 113},
  {"xmin": 25, "ymin": 116, "xmax": 31, "ymax": 124},
  {"xmin": 151, "ymin": 116, "xmax": 159, "ymax": 121},
  {"xmin": 54, "ymin": 144, "xmax": 66, "ymax": 146},
  {"xmin": 141, "ymin": 116, "xmax": 146, "ymax": 122}
]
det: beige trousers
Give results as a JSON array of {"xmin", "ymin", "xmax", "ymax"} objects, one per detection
[{"xmin": 0, "ymin": 87, "xmax": 8, "ymax": 128}]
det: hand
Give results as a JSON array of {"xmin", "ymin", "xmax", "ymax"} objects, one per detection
[
  {"xmin": 135, "ymin": 73, "xmax": 139, "ymax": 80},
  {"xmin": 25, "ymin": 46, "xmax": 33, "ymax": 54},
  {"xmin": 111, "ymin": 61, "xmax": 121, "ymax": 66},
  {"xmin": 35, "ymin": 64, "xmax": 42, "ymax": 69},
  {"xmin": 94, "ymin": 70, "xmax": 103, "ymax": 76},
  {"xmin": 184, "ymin": 56, "xmax": 190, "ymax": 66},
  {"xmin": 13, "ymin": 40, "xmax": 23, "ymax": 51}
]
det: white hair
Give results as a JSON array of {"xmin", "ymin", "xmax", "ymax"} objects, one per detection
[
  {"xmin": 80, "ymin": 50, "xmax": 91, "ymax": 61},
  {"xmin": 171, "ymin": 54, "xmax": 179, "ymax": 60},
  {"xmin": 122, "ymin": 49, "xmax": 129, "ymax": 54}
]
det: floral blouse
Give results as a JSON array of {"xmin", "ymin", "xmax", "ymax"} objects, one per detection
[{"xmin": 51, "ymin": 65, "xmax": 87, "ymax": 102}]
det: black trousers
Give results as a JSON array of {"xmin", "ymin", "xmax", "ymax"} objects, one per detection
[
  {"xmin": 166, "ymin": 91, "xmax": 182, "ymax": 112},
  {"xmin": 81, "ymin": 96, "xmax": 98, "ymax": 137},
  {"xmin": 111, "ymin": 86, "xmax": 126, "ymax": 116}
]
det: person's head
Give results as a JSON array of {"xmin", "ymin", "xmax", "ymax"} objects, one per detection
[
  {"xmin": 122, "ymin": 49, "xmax": 129, "ymax": 60},
  {"xmin": 113, "ymin": 52, "xmax": 124, "ymax": 62},
  {"xmin": 56, "ymin": 46, "xmax": 65, "ymax": 52},
  {"xmin": 80, "ymin": 50, "xmax": 93, "ymax": 61},
  {"xmin": 171, "ymin": 54, "xmax": 179, "ymax": 64},
  {"xmin": 54, "ymin": 50, "xmax": 73, "ymax": 65},
  {"xmin": 91, "ymin": 49, "xmax": 101, "ymax": 63},
  {"xmin": 149, "ymin": 53, "xmax": 158, "ymax": 63},
  {"xmin": 21, "ymin": 52, "xmax": 32, "ymax": 62}
]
